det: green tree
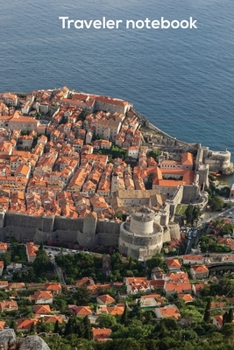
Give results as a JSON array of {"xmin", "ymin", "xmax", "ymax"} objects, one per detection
[
  {"xmin": 33, "ymin": 248, "xmax": 51, "ymax": 276},
  {"xmin": 209, "ymin": 196, "xmax": 224, "ymax": 211},
  {"xmin": 222, "ymin": 323, "xmax": 234, "ymax": 338},
  {"xmin": 130, "ymin": 300, "xmax": 142, "ymax": 320},
  {"xmin": 220, "ymin": 223, "xmax": 234, "ymax": 237},
  {"xmin": 0, "ymin": 251, "xmax": 11, "ymax": 266},
  {"xmin": 227, "ymin": 308, "xmax": 234, "ymax": 323},
  {"xmin": 193, "ymin": 206, "xmax": 202, "ymax": 225},
  {"xmin": 97, "ymin": 313, "xmax": 117, "ymax": 328},
  {"xmin": 185, "ymin": 204, "xmax": 194, "ymax": 225},
  {"xmin": 54, "ymin": 320, "xmax": 60, "ymax": 334},
  {"xmin": 204, "ymin": 298, "xmax": 212, "ymax": 322},
  {"xmin": 147, "ymin": 148, "xmax": 161, "ymax": 161},
  {"xmin": 185, "ymin": 205, "xmax": 202, "ymax": 226},
  {"xmin": 83, "ymin": 315, "xmax": 92, "ymax": 340},
  {"xmin": 74, "ymin": 287, "xmax": 91, "ymax": 306},
  {"xmin": 121, "ymin": 302, "xmax": 129, "ymax": 325}
]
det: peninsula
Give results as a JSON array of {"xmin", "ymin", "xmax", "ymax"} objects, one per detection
[{"xmin": 0, "ymin": 87, "xmax": 233, "ymax": 259}]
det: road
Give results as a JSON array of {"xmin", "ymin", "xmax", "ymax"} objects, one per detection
[
  {"xmin": 50, "ymin": 256, "xmax": 66, "ymax": 287},
  {"xmin": 197, "ymin": 206, "xmax": 234, "ymax": 226}
]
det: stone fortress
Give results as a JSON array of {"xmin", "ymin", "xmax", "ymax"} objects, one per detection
[
  {"xmin": 0, "ymin": 90, "xmax": 233, "ymax": 259},
  {"xmin": 119, "ymin": 207, "xmax": 163, "ymax": 260}
]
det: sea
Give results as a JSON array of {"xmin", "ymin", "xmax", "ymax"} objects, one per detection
[{"xmin": 0, "ymin": 0, "xmax": 234, "ymax": 182}]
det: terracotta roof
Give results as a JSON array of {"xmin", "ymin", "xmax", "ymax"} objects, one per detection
[
  {"xmin": 0, "ymin": 321, "xmax": 6, "ymax": 330},
  {"xmin": 107, "ymin": 305, "xmax": 124, "ymax": 316},
  {"xmin": 92, "ymin": 327, "xmax": 112, "ymax": 342},
  {"xmin": 8, "ymin": 282, "xmax": 25, "ymax": 290},
  {"xmin": 31, "ymin": 291, "xmax": 53, "ymax": 301},
  {"xmin": 33, "ymin": 304, "xmax": 51, "ymax": 314},
  {"xmin": 43, "ymin": 315, "xmax": 63, "ymax": 323},
  {"xmin": 26, "ymin": 242, "xmax": 38, "ymax": 258},
  {"xmin": 97, "ymin": 294, "xmax": 116, "ymax": 305},
  {"xmin": 191, "ymin": 265, "xmax": 209, "ymax": 273},
  {"xmin": 17, "ymin": 318, "xmax": 38, "ymax": 330},
  {"xmin": 157, "ymin": 305, "xmax": 181, "ymax": 320},
  {"xmin": 182, "ymin": 152, "xmax": 193, "ymax": 165},
  {"xmin": 149, "ymin": 280, "xmax": 165, "ymax": 288},
  {"xmin": 166, "ymin": 259, "xmax": 181, "ymax": 269},
  {"xmin": 44, "ymin": 283, "xmax": 62, "ymax": 292},
  {"xmin": 165, "ymin": 279, "xmax": 192, "ymax": 294},
  {"xmin": 178, "ymin": 294, "xmax": 194, "ymax": 303},
  {"xmin": 0, "ymin": 300, "xmax": 18, "ymax": 311},
  {"xmin": 183, "ymin": 254, "xmax": 204, "ymax": 261},
  {"xmin": 213, "ymin": 315, "xmax": 223, "ymax": 327},
  {"xmin": 0, "ymin": 242, "xmax": 7, "ymax": 251}
]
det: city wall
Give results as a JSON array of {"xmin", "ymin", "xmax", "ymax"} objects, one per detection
[{"xmin": 0, "ymin": 211, "xmax": 122, "ymax": 247}]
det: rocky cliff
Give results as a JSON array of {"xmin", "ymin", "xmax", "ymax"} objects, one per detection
[{"xmin": 0, "ymin": 329, "xmax": 51, "ymax": 350}]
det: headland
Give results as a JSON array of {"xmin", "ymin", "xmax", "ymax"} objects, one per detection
[{"xmin": 0, "ymin": 87, "xmax": 233, "ymax": 259}]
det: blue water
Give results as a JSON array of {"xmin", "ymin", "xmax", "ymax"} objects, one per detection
[{"xmin": 0, "ymin": 0, "xmax": 234, "ymax": 161}]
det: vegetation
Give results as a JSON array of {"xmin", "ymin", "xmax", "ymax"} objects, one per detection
[
  {"xmin": 209, "ymin": 196, "xmax": 224, "ymax": 211},
  {"xmin": 2, "ymin": 242, "xmax": 234, "ymax": 349},
  {"xmin": 185, "ymin": 204, "xmax": 202, "ymax": 226},
  {"xmin": 93, "ymin": 145, "xmax": 128, "ymax": 160},
  {"xmin": 147, "ymin": 148, "xmax": 162, "ymax": 161}
]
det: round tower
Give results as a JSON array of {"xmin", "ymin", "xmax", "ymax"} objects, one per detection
[{"xmin": 119, "ymin": 207, "xmax": 163, "ymax": 260}]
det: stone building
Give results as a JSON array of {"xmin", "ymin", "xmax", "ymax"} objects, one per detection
[{"xmin": 119, "ymin": 207, "xmax": 163, "ymax": 260}]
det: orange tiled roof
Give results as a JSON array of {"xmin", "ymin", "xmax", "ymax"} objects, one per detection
[
  {"xmin": 213, "ymin": 315, "xmax": 223, "ymax": 327},
  {"xmin": 26, "ymin": 242, "xmax": 38, "ymax": 257},
  {"xmin": 178, "ymin": 294, "xmax": 194, "ymax": 303},
  {"xmin": 166, "ymin": 259, "xmax": 181, "ymax": 269},
  {"xmin": 191, "ymin": 265, "xmax": 209, "ymax": 273},
  {"xmin": 33, "ymin": 304, "xmax": 51, "ymax": 314},
  {"xmin": 0, "ymin": 299, "xmax": 18, "ymax": 311},
  {"xmin": 0, "ymin": 321, "xmax": 6, "ymax": 330},
  {"xmin": 44, "ymin": 283, "xmax": 62, "ymax": 292},
  {"xmin": 97, "ymin": 294, "xmax": 116, "ymax": 305},
  {"xmin": 157, "ymin": 305, "xmax": 181, "ymax": 320},
  {"xmin": 70, "ymin": 305, "xmax": 92, "ymax": 316},
  {"xmin": 107, "ymin": 304, "xmax": 124, "ymax": 316},
  {"xmin": 92, "ymin": 327, "xmax": 112, "ymax": 342},
  {"xmin": 183, "ymin": 254, "xmax": 203, "ymax": 261},
  {"xmin": 182, "ymin": 152, "xmax": 193, "ymax": 165},
  {"xmin": 43, "ymin": 315, "xmax": 63, "ymax": 323},
  {"xmin": 17, "ymin": 318, "xmax": 38, "ymax": 330},
  {"xmin": 31, "ymin": 291, "xmax": 53, "ymax": 301}
]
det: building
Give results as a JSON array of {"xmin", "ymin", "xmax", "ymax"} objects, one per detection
[
  {"xmin": 154, "ymin": 304, "xmax": 181, "ymax": 320},
  {"xmin": 124, "ymin": 277, "xmax": 150, "ymax": 294},
  {"xmin": 0, "ymin": 261, "xmax": 4, "ymax": 276},
  {"xmin": 33, "ymin": 304, "xmax": 51, "ymax": 315},
  {"xmin": 166, "ymin": 259, "xmax": 181, "ymax": 272},
  {"xmin": 164, "ymin": 279, "xmax": 192, "ymax": 297},
  {"xmin": 213, "ymin": 315, "xmax": 223, "ymax": 330},
  {"xmin": 69, "ymin": 305, "xmax": 92, "ymax": 317},
  {"xmin": 183, "ymin": 255, "xmax": 204, "ymax": 265},
  {"xmin": 30, "ymin": 291, "xmax": 53, "ymax": 304},
  {"xmin": 25, "ymin": 242, "xmax": 38, "ymax": 263},
  {"xmin": 92, "ymin": 327, "xmax": 112, "ymax": 342},
  {"xmin": 44, "ymin": 283, "xmax": 62, "ymax": 295},
  {"xmin": 0, "ymin": 242, "xmax": 7, "ymax": 254},
  {"xmin": 17, "ymin": 318, "xmax": 38, "ymax": 332},
  {"xmin": 119, "ymin": 207, "xmax": 163, "ymax": 260},
  {"xmin": 95, "ymin": 119, "xmax": 121, "ymax": 142},
  {"xmin": 96, "ymin": 294, "xmax": 116, "ymax": 305},
  {"xmin": 190, "ymin": 265, "xmax": 209, "ymax": 280},
  {"xmin": 0, "ymin": 300, "xmax": 18, "ymax": 312}
]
